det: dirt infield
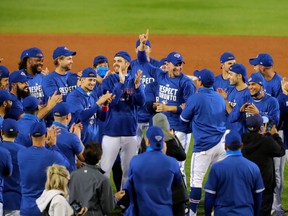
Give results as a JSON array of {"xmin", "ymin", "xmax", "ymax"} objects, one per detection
[{"xmin": 0, "ymin": 34, "xmax": 287, "ymax": 77}]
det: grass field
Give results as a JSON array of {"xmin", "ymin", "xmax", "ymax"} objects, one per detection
[
  {"xmin": 110, "ymin": 137, "xmax": 288, "ymax": 215},
  {"xmin": 1, "ymin": 0, "xmax": 288, "ymax": 36}
]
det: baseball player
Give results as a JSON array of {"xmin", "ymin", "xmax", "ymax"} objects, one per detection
[
  {"xmin": 249, "ymin": 53, "xmax": 282, "ymax": 98},
  {"xmin": 17, "ymin": 122, "xmax": 69, "ymax": 216},
  {"xmin": 92, "ymin": 55, "xmax": 110, "ymax": 97},
  {"xmin": 0, "ymin": 65, "xmax": 9, "ymax": 90},
  {"xmin": 204, "ymin": 130, "xmax": 264, "ymax": 216},
  {"xmin": 1, "ymin": 118, "xmax": 25, "ymax": 215},
  {"xmin": 66, "ymin": 67, "xmax": 113, "ymax": 145},
  {"xmin": 100, "ymin": 51, "xmax": 145, "ymax": 188},
  {"xmin": 18, "ymin": 47, "xmax": 46, "ymax": 104},
  {"xmin": 214, "ymin": 52, "xmax": 236, "ymax": 91},
  {"xmin": 137, "ymin": 31, "xmax": 196, "ymax": 184},
  {"xmin": 180, "ymin": 69, "xmax": 228, "ymax": 216},
  {"xmin": 0, "ymin": 90, "xmax": 12, "ymax": 128}
]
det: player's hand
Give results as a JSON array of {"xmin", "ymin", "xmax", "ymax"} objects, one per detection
[
  {"xmin": 243, "ymin": 103, "xmax": 259, "ymax": 114},
  {"xmin": 96, "ymin": 91, "xmax": 114, "ymax": 106},
  {"xmin": 114, "ymin": 190, "xmax": 126, "ymax": 200},
  {"xmin": 216, "ymin": 88, "xmax": 228, "ymax": 100},
  {"xmin": 155, "ymin": 103, "xmax": 168, "ymax": 112},
  {"xmin": 47, "ymin": 91, "xmax": 63, "ymax": 108},
  {"xmin": 70, "ymin": 123, "xmax": 82, "ymax": 139},
  {"xmin": 46, "ymin": 125, "xmax": 60, "ymax": 146},
  {"xmin": 138, "ymin": 29, "xmax": 149, "ymax": 51},
  {"xmin": 134, "ymin": 69, "xmax": 142, "ymax": 89}
]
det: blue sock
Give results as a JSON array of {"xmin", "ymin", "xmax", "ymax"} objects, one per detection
[{"xmin": 190, "ymin": 187, "xmax": 202, "ymax": 214}]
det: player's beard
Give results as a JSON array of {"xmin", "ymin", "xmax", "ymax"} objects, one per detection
[
  {"xmin": 17, "ymin": 86, "xmax": 30, "ymax": 99},
  {"xmin": 31, "ymin": 64, "xmax": 42, "ymax": 75}
]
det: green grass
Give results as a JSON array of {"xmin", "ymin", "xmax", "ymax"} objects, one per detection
[
  {"xmin": 109, "ymin": 136, "xmax": 288, "ymax": 215},
  {"xmin": 1, "ymin": 0, "xmax": 288, "ymax": 36}
]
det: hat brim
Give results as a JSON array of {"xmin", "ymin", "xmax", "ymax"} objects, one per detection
[{"xmin": 249, "ymin": 58, "xmax": 259, "ymax": 66}]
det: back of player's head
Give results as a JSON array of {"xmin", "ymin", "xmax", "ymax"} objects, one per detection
[
  {"xmin": 146, "ymin": 126, "xmax": 164, "ymax": 151},
  {"xmin": 30, "ymin": 122, "xmax": 47, "ymax": 137},
  {"xmin": 84, "ymin": 143, "xmax": 102, "ymax": 165},
  {"xmin": 193, "ymin": 68, "xmax": 215, "ymax": 87},
  {"xmin": 225, "ymin": 130, "xmax": 242, "ymax": 150},
  {"xmin": 1, "ymin": 118, "xmax": 19, "ymax": 138}
]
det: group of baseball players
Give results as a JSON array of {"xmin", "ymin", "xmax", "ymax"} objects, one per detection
[{"xmin": 0, "ymin": 29, "xmax": 287, "ymax": 216}]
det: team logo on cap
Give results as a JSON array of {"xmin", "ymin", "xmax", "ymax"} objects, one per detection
[
  {"xmin": 20, "ymin": 72, "xmax": 26, "ymax": 76},
  {"xmin": 228, "ymin": 56, "xmax": 234, "ymax": 59},
  {"xmin": 155, "ymin": 135, "xmax": 162, "ymax": 141},
  {"xmin": 174, "ymin": 53, "xmax": 181, "ymax": 58}
]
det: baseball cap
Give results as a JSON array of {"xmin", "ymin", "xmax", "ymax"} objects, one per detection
[
  {"xmin": 193, "ymin": 69, "xmax": 215, "ymax": 86},
  {"xmin": 30, "ymin": 122, "xmax": 47, "ymax": 137},
  {"xmin": 53, "ymin": 102, "xmax": 72, "ymax": 117},
  {"xmin": 114, "ymin": 51, "xmax": 131, "ymax": 63},
  {"xmin": 167, "ymin": 52, "xmax": 185, "ymax": 65},
  {"xmin": 146, "ymin": 126, "xmax": 164, "ymax": 151},
  {"xmin": 249, "ymin": 53, "xmax": 274, "ymax": 67},
  {"xmin": 2, "ymin": 118, "xmax": 19, "ymax": 133},
  {"xmin": 0, "ymin": 90, "xmax": 11, "ymax": 103},
  {"xmin": 229, "ymin": 64, "xmax": 248, "ymax": 82},
  {"xmin": 246, "ymin": 114, "xmax": 268, "ymax": 131},
  {"xmin": 22, "ymin": 96, "xmax": 40, "ymax": 111},
  {"xmin": 225, "ymin": 130, "xmax": 242, "ymax": 147},
  {"xmin": 0, "ymin": 65, "xmax": 9, "ymax": 79},
  {"xmin": 93, "ymin": 55, "xmax": 108, "ymax": 66},
  {"xmin": 53, "ymin": 46, "xmax": 76, "ymax": 60},
  {"xmin": 159, "ymin": 57, "xmax": 167, "ymax": 67},
  {"xmin": 248, "ymin": 73, "xmax": 264, "ymax": 86},
  {"xmin": 220, "ymin": 52, "xmax": 235, "ymax": 63},
  {"xmin": 152, "ymin": 113, "xmax": 173, "ymax": 141},
  {"xmin": 22, "ymin": 47, "xmax": 44, "ymax": 59},
  {"xmin": 136, "ymin": 39, "xmax": 151, "ymax": 48},
  {"xmin": 81, "ymin": 67, "xmax": 97, "ymax": 78},
  {"xmin": 9, "ymin": 70, "xmax": 29, "ymax": 84}
]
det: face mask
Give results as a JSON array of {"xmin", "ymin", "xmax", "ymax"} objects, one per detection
[{"xmin": 97, "ymin": 67, "xmax": 109, "ymax": 78}]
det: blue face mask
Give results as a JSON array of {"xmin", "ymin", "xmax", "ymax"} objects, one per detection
[{"xmin": 97, "ymin": 67, "xmax": 109, "ymax": 78}]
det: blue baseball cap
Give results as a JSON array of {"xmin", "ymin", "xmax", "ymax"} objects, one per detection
[
  {"xmin": 53, "ymin": 46, "xmax": 76, "ymax": 59},
  {"xmin": 22, "ymin": 47, "xmax": 44, "ymax": 59},
  {"xmin": 93, "ymin": 55, "xmax": 108, "ymax": 66},
  {"xmin": 9, "ymin": 70, "xmax": 29, "ymax": 84},
  {"xmin": 0, "ymin": 90, "xmax": 11, "ymax": 103},
  {"xmin": 249, "ymin": 53, "xmax": 274, "ymax": 67},
  {"xmin": 146, "ymin": 126, "xmax": 164, "ymax": 151},
  {"xmin": 246, "ymin": 114, "xmax": 266, "ymax": 130},
  {"xmin": 22, "ymin": 96, "xmax": 39, "ymax": 111},
  {"xmin": 53, "ymin": 102, "xmax": 72, "ymax": 117},
  {"xmin": 30, "ymin": 122, "xmax": 47, "ymax": 137},
  {"xmin": 193, "ymin": 69, "xmax": 215, "ymax": 86},
  {"xmin": 225, "ymin": 130, "xmax": 242, "ymax": 147},
  {"xmin": 159, "ymin": 57, "xmax": 167, "ymax": 67},
  {"xmin": 136, "ymin": 39, "xmax": 151, "ymax": 48},
  {"xmin": 81, "ymin": 67, "xmax": 97, "ymax": 78},
  {"xmin": 2, "ymin": 118, "xmax": 18, "ymax": 133},
  {"xmin": 229, "ymin": 64, "xmax": 247, "ymax": 82},
  {"xmin": 0, "ymin": 65, "xmax": 9, "ymax": 79},
  {"xmin": 220, "ymin": 52, "xmax": 235, "ymax": 63},
  {"xmin": 167, "ymin": 52, "xmax": 185, "ymax": 65},
  {"xmin": 248, "ymin": 73, "xmax": 264, "ymax": 86},
  {"xmin": 114, "ymin": 51, "xmax": 131, "ymax": 63}
]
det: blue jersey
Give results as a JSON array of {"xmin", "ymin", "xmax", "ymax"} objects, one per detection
[
  {"xmin": 205, "ymin": 151, "xmax": 264, "ymax": 216},
  {"xmin": 0, "ymin": 147, "xmax": 12, "ymax": 204},
  {"xmin": 23, "ymin": 70, "xmax": 45, "ymax": 104},
  {"xmin": 257, "ymin": 72, "xmax": 282, "ymax": 98},
  {"xmin": 248, "ymin": 93, "xmax": 280, "ymax": 125},
  {"xmin": 42, "ymin": 71, "xmax": 77, "ymax": 102},
  {"xmin": 5, "ymin": 93, "xmax": 23, "ymax": 120},
  {"xmin": 138, "ymin": 50, "xmax": 196, "ymax": 132},
  {"xmin": 131, "ymin": 58, "xmax": 159, "ymax": 123},
  {"xmin": 52, "ymin": 121, "xmax": 83, "ymax": 172},
  {"xmin": 124, "ymin": 151, "xmax": 181, "ymax": 216},
  {"xmin": 214, "ymin": 74, "xmax": 230, "ymax": 91},
  {"xmin": 277, "ymin": 93, "xmax": 288, "ymax": 149},
  {"xmin": 101, "ymin": 73, "xmax": 145, "ymax": 136},
  {"xmin": 226, "ymin": 86, "xmax": 251, "ymax": 134},
  {"xmin": 66, "ymin": 87, "xmax": 106, "ymax": 145},
  {"xmin": 1, "ymin": 141, "xmax": 25, "ymax": 210},
  {"xmin": 17, "ymin": 145, "xmax": 69, "ymax": 216},
  {"xmin": 15, "ymin": 114, "xmax": 39, "ymax": 147},
  {"xmin": 180, "ymin": 87, "xmax": 226, "ymax": 152}
]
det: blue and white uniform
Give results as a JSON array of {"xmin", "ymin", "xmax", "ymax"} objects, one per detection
[
  {"xmin": 204, "ymin": 150, "xmax": 264, "ymax": 216},
  {"xmin": 214, "ymin": 74, "xmax": 230, "ymax": 91},
  {"xmin": 257, "ymin": 72, "xmax": 282, "ymax": 98},
  {"xmin": 23, "ymin": 70, "xmax": 45, "ymax": 104},
  {"xmin": 1, "ymin": 141, "xmax": 25, "ymax": 212},
  {"xmin": 66, "ymin": 87, "xmax": 106, "ymax": 144},
  {"xmin": 5, "ymin": 93, "xmax": 24, "ymax": 120}
]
